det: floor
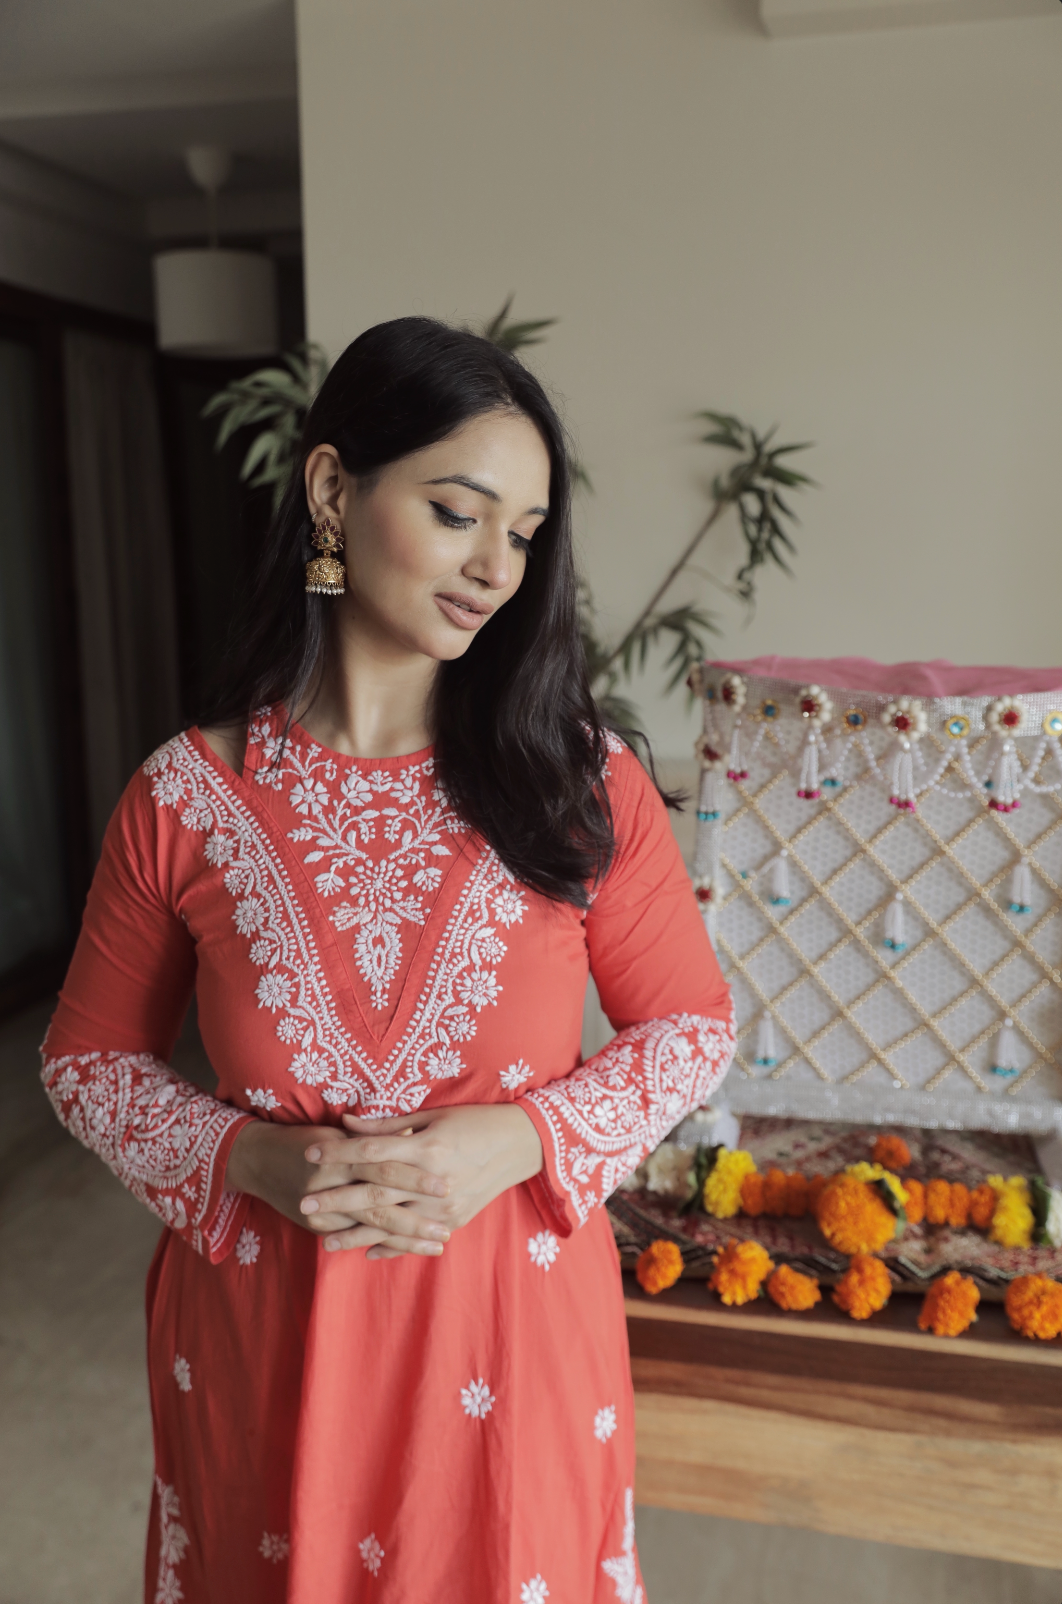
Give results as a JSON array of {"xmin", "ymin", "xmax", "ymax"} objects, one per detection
[{"xmin": 2, "ymin": 998, "xmax": 1061, "ymax": 1603}]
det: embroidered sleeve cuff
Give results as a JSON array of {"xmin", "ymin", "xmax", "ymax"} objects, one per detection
[
  {"xmin": 41, "ymin": 1050, "xmax": 255, "ymax": 1262},
  {"xmin": 520, "ymin": 1009, "xmax": 736, "ymax": 1229}
]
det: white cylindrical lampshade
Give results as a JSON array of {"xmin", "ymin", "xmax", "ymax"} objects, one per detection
[{"xmin": 153, "ymin": 249, "xmax": 278, "ymax": 357}]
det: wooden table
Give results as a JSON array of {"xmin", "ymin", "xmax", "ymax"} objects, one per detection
[{"xmin": 625, "ymin": 1274, "xmax": 1062, "ymax": 1567}]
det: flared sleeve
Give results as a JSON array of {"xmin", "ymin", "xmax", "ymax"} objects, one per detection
[
  {"xmin": 41, "ymin": 764, "xmax": 254, "ymax": 1262},
  {"xmin": 520, "ymin": 744, "xmax": 734, "ymax": 1232}
]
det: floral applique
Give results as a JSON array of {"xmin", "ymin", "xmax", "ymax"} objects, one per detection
[
  {"xmin": 500, "ymin": 1060, "xmax": 532, "ymax": 1090},
  {"xmin": 594, "ymin": 1405, "xmax": 617, "ymax": 1443},
  {"xmin": 460, "ymin": 1377, "xmax": 495, "ymax": 1419},
  {"xmin": 521, "ymin": 1578, "xmax": 550, "ymax": 1602},
  {"xmin": 527, "ymin": 1231, "xmax": 559, "ymax": 1270},
  {"xmin": 154, "ymin": 1478, "xmax": 189, "ymax": 1604},
  {"xmin": 172, "ymin": 1355, "xmax": 192, "ymax": 1393},
  {"xmin": 235, "ymin": 1228, "xmax": 260, "ymax": 1266},
  {"xmin": 359, "ymin": 1533, "xmax": 385, "ymax": 1575},
  {"xmin": 259, "ymin": 1533, "xmax": 290, "ymax": 1563},
  {"xmin": 601, "ymin": 1488, "xmax": 642, "ymax": 1603}
]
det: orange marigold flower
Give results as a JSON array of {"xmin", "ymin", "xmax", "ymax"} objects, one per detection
[
  {"xmin": 1005, "ymin": 1274, "xmax": 1062, "ymax": 1341},
  {"xmin": 766, "ymin": 1264, "xmax": 820, "ymax": 1311},
  {"xmin": 969, "ymin": 1182, "xmax": 996, "ymax": 1230},
  {"xmin": 904, "ymin": 1178, "xmax": 925, "ymax": 1225},
  {"xmin": 740, "ymin": 1172, "xmax": 765, "ymax": 1217},
  {"xmin": 763, "ymin": 1167, "xmax": 788, "ymax": 1218},
  {"xmin": 785, "ymin": 1173, "xmax": 809, "ymax": 1219},
  {"xmin": 816, "ymin": 1175, "xmax": 897, "ymax": 1256},
  {"xmin": 925, "ymin": 1178, "xmax": 951, "ymax": 1226},
  {"xmin": 947, "ymin": 1182, "xmax": 971, "ymax": 1230},
  {"xmin": 710, "ymin": 1239, "xmax": 774, "ymax": 1306},
  {"xmin": 872, "ymin": 1134, "xmax": 911, "ymax": 1170},
  {"xmin": 807, "ymin": 1173, "xmax": 828, "ymax": 1211},
  {"xmin": 636, "ymin": 1239, "xmax": 684, "ymax": 1296},
  {"xmin": 832, "ymin": 1254, "xmax": 892, "ymax": 1320},
  {"xmin": 918, "ymin": 1271, "xmax": 980, "ymax": 1337}
]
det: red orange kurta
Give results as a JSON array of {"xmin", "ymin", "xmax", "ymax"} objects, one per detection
[{"xmin": 42, "ymin": 709, "xmax": 734, "ymax": 1603}]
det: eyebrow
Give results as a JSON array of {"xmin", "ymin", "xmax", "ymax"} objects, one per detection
[{"xmin": 425, "ymin": 474, "xmax": 548, "ymax": 519}]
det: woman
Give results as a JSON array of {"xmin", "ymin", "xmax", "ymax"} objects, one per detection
[{"xmin": 42, "ymin": 317, "xmax": 734, "ymax": 1603}]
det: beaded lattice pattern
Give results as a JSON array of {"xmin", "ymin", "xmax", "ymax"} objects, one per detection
[{"xmin": 693, "ymin": 672, "xmax": 1062, "ymax": 1132}]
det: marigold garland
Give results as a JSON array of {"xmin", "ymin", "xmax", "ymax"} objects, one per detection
[
  {"xmin": 816, "ymin": 1174, "xmax": 898, "ymax": 1256},
  {"xmin": 904, "ymin": 1178, "xmax": 925, "ymax": 1225},
  {"xmin": 636, "ymin": 1239, "xmax": 684, "ymax": 1295},
  {"xmin": 925, "ymin": 1178, "xmax": 951, "ymax": 1226},
  {"xmin": 988, "ymin": 1175, "xmax": 1035, "ymax": 1250},
  {"xmin": 785, "ymin": 1173, "xmax": 809, "ymax": 1218},
  {"xmin": 968, "ymin": 1182, "xmax": 996, "ymax": 1229},
  {"xmin": 740, "ymin": 1171, "xmax": 765, "ymax": 1217},
  {"xmin": 872, "ymin": 1134, "xmax": 911, "ymax": 1170},
  {"xmin": 1005, "ymin": 1273, "xmax": 1062, "ymax": 1340},
  {"xmin": 832, "ymin": 1254, "xmax": 893, "ymax": 1320},
  {"xmin": 845, "ymin": 1161, "xmax": 908, "ymax": 1215},
  {"xmin": 946, "ymin": 1181, "xmax": 971, "ymax": 1230},
  {"xmin": 766, "ymin": 1264, "xmax": 821, "ymax": 1311},
  {"xmin": 702, "ymin": 1149, "xmax": 757, "ymax": 1220},
  {"xmin": 763, "ymin": 1167, "xmax": 789, "ymax": 1218},
  {"xmin": 917, "ymin": 1271, "xmax": 980, "ymax": 1337},
  {"xmin": 710, "ymin": 1239, "xmax": 774, "ymax": 1306}
]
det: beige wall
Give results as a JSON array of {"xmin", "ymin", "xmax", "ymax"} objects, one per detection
[{"xmin": 296, "ymin": 0, "xmax": 1062, "ymax": 757}]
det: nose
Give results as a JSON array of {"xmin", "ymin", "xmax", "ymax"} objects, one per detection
[{"xmin": 461, "ymin": 521, "xmax": 514, "ymax": 592}]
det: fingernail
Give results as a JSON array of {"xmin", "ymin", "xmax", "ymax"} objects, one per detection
[
  {"xmin": 325, "ymin": 1237, "xmax": 343, "ymax": 1252},
  {"xmin": 430, "ymin": 1180, "xmax": 448, "ymax": 1197},
  {"xmin": 300, "ymin": 1198, "xmax": 319, "ymax": 1214},
  {"xmin": 427, "ymin": 1226, "xmax": 450, "ymax": 1241},
  {"xmin": 305, "ymin": 1146, "xmax": 322, "ymax": 1162},
  {"xmin": 422, "ymin": 1243, "xmax": 444, "ymax": 1255}
]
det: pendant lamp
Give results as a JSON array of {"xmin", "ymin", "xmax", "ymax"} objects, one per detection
[{"xmin": 153, "ymin": 146, "xmax": 279, "ymax": 358}]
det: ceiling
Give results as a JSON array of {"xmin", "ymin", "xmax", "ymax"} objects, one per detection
[{"xmin": 0, "ymin": 0, "xmax": 299, "ymax": 227}]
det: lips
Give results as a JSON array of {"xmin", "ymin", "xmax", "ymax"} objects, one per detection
[{"xmin": 433, "ymin": 592, "xmax": 493, "ymax": 631}]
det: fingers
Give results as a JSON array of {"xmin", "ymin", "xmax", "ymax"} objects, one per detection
[
  {"xmin": 300, "ymin": 1185, "xmax": 451, "ymax": 1245},
  {"xmin": 322, "ymin": 1227, "xmax": 445, "ymax": 1256},
  {"xmin": 304, "ymin": 1136, "xmax": 449, "ymax": 1193},
  {"xmin": 342, "ymin": 1112, "xmax": 435, "ymax": 1135}
]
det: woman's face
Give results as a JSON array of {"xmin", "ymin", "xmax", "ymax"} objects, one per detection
[{"xmin": 305, "ymin": 409, "xmax": 551, "ymax": 664}]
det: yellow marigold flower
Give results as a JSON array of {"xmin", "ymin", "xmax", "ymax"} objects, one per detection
[
  {"xmin": 816, "ymin": 1175, "xmax": 897, "ymax": 1256},
  {"xmin": 766, "ymin": 1264, "xmax": 821, "ymax": 1311},
  {"xmin": 845, "ymin": 1160, "xmax": 908, "ymax": 1212},
  {"xmin": 709, "ymin": 1239, "xmax": 774, "ymax": 1306},
  {"xmin": 872, "ymin": 1134, "xmax": 911, "ymax": 1170},
  {"xmin": 1005, "ymin": 1273, "xmax": 1062, "ymax": 1340},
  {"xmin": 832, "ymin": 1254, "xmax": 892, "ymax": 1320},
  {"xmin": 636, "ymin": 1239, "xmax": 684, "ymax": 1296},
  {"xmin": 918, "ymin": 1271, "xmax": 980, "ymax": 1337},
  {"xmin": 988, "ymin": 1175, "xmax": 1034, "ymax": 1250},
  {"xmin": 703, "ymin": 1149, "xmax": 758, "ymax": 1220}
]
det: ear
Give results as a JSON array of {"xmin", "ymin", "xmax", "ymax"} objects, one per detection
[{"xmin": 304, "ymin": 443, "xmax": 345, "ymax": 519}]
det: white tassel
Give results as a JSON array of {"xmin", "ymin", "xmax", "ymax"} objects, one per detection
[
  {"xmin": 726, "ymin": 720, "xmax": 748, "ymax": 782},
  {"xmin": 1009, "ymin": 860, "xmax": 1033, "ymax": 915},
  {"xmin": 988, "ymin": 740, "xmax": 1021, "ymax": 814},
  {"xmin": 696, "ymin": 764, "xmax": 720, "ymax": 822},
  {"xmin": 769, "ymin": 850, "xmax": 792, "ymax": 907},
  {"xmin": 884, "ymin": 893, "xmax": 906, "ymax": 952},
  {"xmin": 888, "ymin": 739, "xmax": 917, "ymax": 812},
  {"xmin": 797, "ymin": 734, "xmax": 821, "ymax": 800},
  {"xmin": 755, "ymin": 1014, "xmax": 778, "ymax": 1068},
  {"xmin": 991, "ymin": 1017, "xmax": 1020, "ymax": 1079}
]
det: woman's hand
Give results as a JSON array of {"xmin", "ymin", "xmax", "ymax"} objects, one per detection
[
  {"xmin": 305, "ymin": 1103, "xmax": 544, "ymax": 1258},
  {"xmin": 224, "ymin": 1119, "xmax": 453, "ymax": 1256}
]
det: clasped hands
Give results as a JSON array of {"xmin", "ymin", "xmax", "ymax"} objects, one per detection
[{"xmin": 225, "ymin": 1102, "xmax": 544, "ymax": 1260}]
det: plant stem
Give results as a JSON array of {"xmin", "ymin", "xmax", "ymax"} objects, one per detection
[{"xmin": 596, "ymin": 493, "xmax": 735, "ymax": 681}]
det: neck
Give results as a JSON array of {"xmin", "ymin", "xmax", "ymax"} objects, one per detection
[{"xmin": 298, "ymin": 607, "xmax": 438, "ymax": 760}]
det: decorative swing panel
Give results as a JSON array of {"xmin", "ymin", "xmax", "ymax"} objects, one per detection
[{"xmin": 691, "ymin": 662, "xmax": 1062, "ymax": 1136}]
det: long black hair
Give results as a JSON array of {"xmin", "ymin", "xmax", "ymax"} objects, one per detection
[{"xmin": 200, "ymin": 315, "xmax": 615, "ymax": 907}]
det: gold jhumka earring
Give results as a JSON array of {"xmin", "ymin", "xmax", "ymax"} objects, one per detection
[{"xmin": 305, "ymin": 513, "xmax": 347, "ymax": 596}]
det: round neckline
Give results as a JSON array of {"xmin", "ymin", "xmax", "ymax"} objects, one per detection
[{"xmin": 280, "ymin": 709, "xmax": 434, "ymax": 769}]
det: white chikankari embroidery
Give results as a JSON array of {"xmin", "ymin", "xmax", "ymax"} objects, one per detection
[
  {"xmin": 521, "ymin": 1578, "xmax": 549, "ymax": 1603},
  {"xmin": 359, "ymin": 1533, "xmax": 385, "ymax": 1575},
  {"xmin": 527, "ymin": 1231, "xmax": 559, "ymax": 1271},
  {"xmin": 40, "ymin": 1049, "xmax": 245, "ymax": 1259},
  {"xmin": 172, "ymin": 1355, "xmax": 192, "ymax": 1393},
  {"xmin": 594, "ymin": 1405, "xmax": 618, "ymax": 1443},
  {"xmin": 601, "ymin": 1488, "xmax": 643, "ymax": 1603},
  {"xmin": 235, "ymin": 1228, "xmax": 261, "ymax": 1266},
  {"xmin": 460, "ymin": 1377, "xmax": 495, "ymax": 1419},
  {"xmin": 247, "ymin": 719, "xmax": 465, "ymax": 1013},
  {"xmin": 524, "ymin": 1009, "xmax": 736, "ymax": 1226},
  {"xmin": 259, "ymin": 1532, "xmax": 290, "ymax": 1562},
  {"xmin": 155, "ymin": 1478, "xmax": 189, "ymax": 1604},
  {"xmin": 246, "ymin": 1087, "xmax": 280, "ymax": 1110},
  {"xmin": 144, "ymin": 726, "xmax": 524, "ymax": 1115},
  {"xmin": 500, "ymin": 1059, "xmax": 532, "ymax": 1090}
]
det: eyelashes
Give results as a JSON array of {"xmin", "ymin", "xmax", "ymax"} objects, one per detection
[{"xmin": 429, "ymin": 500, "xmax": 533, "ymax": 557}]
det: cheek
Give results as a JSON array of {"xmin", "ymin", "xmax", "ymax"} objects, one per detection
[{"xmin": 356, "ymin": 506, "xmax": 446, "ymax": 590}]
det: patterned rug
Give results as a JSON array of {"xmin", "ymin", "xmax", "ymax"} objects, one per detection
[{"xmin": 608, "ymin": 1116, "xmax": 1062, "ymax": 1296}]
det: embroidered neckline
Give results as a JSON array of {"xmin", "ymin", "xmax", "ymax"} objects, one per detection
[{"xmin": 245, "ymin": 712, "xmax": 463, "ymax": 1016}]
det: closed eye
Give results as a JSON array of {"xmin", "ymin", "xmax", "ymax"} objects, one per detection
[
  {"xmin": 509, "ymin": 532, "xmax": 533, "ymax": 556},
  {"xmin": 429, "ymin": 500, "xmax": 475, "ymax": 530}
]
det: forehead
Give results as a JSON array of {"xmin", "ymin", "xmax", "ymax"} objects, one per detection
[{"xmin": 401, "ymin": 411, "xmax": 551, "ymax": 497}]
